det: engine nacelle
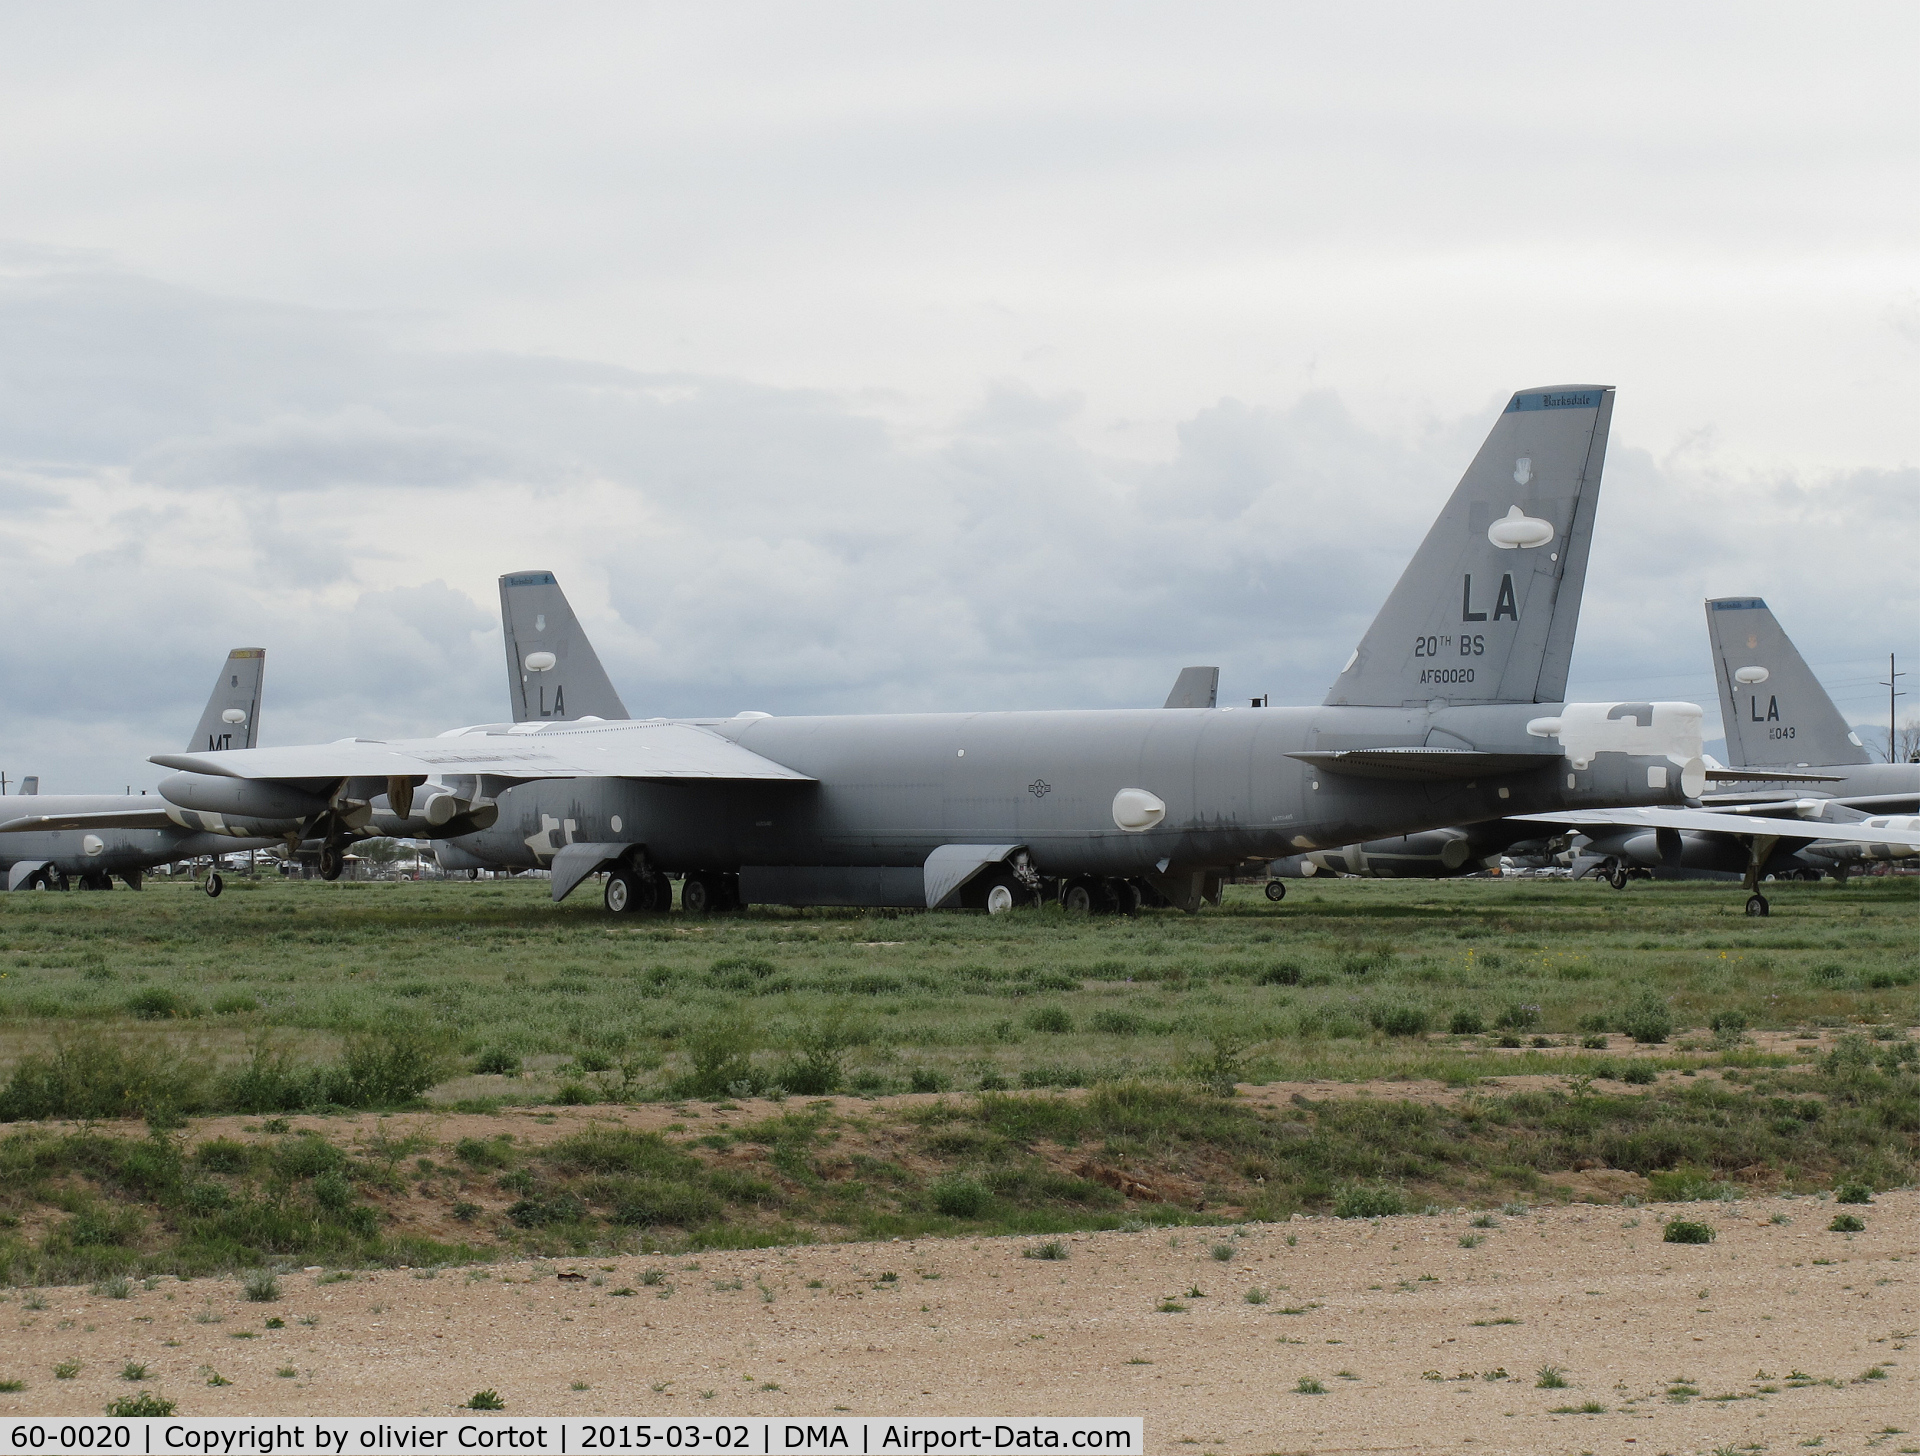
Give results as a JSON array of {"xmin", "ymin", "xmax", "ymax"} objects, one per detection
[{"xmin": 159, "ymin": 772, "xmax": 329, "ymax": 820}]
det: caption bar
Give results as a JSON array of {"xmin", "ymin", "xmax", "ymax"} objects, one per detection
[{"xmin": 3, "ymin": 1420, "xmax": 1142, "ymax": 1456}]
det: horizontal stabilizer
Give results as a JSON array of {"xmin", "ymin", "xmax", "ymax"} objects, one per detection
[
  {"xmin": 0, "ymin": 809, "xmax": 178, "ymax": 834},
  {"xmin": 1704, "ymin": 767, "xmax": 1842, "ymax": 783},
  {"xmin": 152, "ymin": 720, "xmax": 814, "ymax": 784},
  {"xmin": 1287, "ymin": 748, "xmax": 1559, "ymax": 782}
]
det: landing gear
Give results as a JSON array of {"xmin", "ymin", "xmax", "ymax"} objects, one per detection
[
  {"xmin": 24, "ymin": 868, "xmax": 61, "ymax": 891},
  {"xmin": 680, "ymin": 872, "xmax": 740, "ymax": 913},
  {"xmin": 605, "ymin": 867, "xmax": 642, "ymax": 913},
  {"xmin": 1608, "ymin": 867, "xmax": 1630, "ymax": 891},
  {"xmin": 318, "ymin": 844, "xmax": 345, "ymax": 881},
  {"xmin": 77, "ymin": 872, "xmax": 113, "ymax": 891},
  {"xmin": 1112, "ymin": 879, "xmax": 1142, "ymax": 915},
  {"xmin": 969, "ymin": 867, "xmax": 1037, "ymax": 914},
  {"xmin": 1745, "ymin": 893, "xmax": 1769, "ymax": 918},
  {"xmin": 1059, "ymin": 876, "xmax": 1139, "ymax": 915},
  {"xmin": 1062, "ymin": 879, "xmax": 1096, "ymax": 914},
  {"xmin": 1264, "ymin": 880, "xmax": 1287, "ymax": 902},
  {"xmin": 205, "ymin": 872, "xmax": 224, "ymax": 898}
]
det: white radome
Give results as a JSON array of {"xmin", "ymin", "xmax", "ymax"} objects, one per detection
[
  {"xmin": 1733, "ymin": 666, "xmax": 1769, "ymax": 684},
  {"xmin": 1487, "ymin": 505, "xmax": 1555, "ymax": 550},
  {"xmin": 1111, "ymin": 788, "xmax": 1166, "ymax": 833},
  {"xmin": 524, "ymin": 651, "xmax": 557, "ymax": 672}
]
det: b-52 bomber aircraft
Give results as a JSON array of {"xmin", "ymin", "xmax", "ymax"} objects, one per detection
[
  {"xmin": 1516, "ymin": 596, "xmax": 1920, "ymax": 914},
  {"xmin": 0, "ymin": 649, "xmax": 276, "ymax": 895},
  {"xmin": 137, "ymin": 385, "xmax": 1795, "ymax": 915}
]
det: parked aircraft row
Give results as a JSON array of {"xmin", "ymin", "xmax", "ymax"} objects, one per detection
[
  {"xmin": 1270, "ymin": 598, "xmax": 1920, "ymax": 914},
  {"xmin": 7, "ymin": 384, "xmax": 1916, "ymax": 914}
]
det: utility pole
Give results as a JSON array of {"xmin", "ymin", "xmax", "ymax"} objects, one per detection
[{"xmin": 1882, "ymin": 653, "xmax": 1906, "ymax": 763}]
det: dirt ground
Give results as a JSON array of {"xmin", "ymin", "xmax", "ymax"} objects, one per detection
[{"xmin": 3, "ymin": 1190, "xmax": 1911, "ymax": 1456}]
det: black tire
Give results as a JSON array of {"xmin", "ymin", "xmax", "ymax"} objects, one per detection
[
  {"xmin": 717, "ymin": 872, "xmax": 742, "ymax": 911},
  {"xmin": 318, "ymin": 846, "xmax": 343, "ymax": 881},
  {"xmin": 205, "ymin": 872, "xmax": 224, "ymax": 898},
  {"xmin": 682, "ymin": 874, "xmax": 712, "ymax": 914},
  {"xmin": 605, "ymin": 868, "xmax": 643, "ymax": 913},
  {"xmin": 1063, "ymin": 881, "xmax": 1094, "ymax": 914},
  {"xmin": 25, "ymin": 869, "xmax": 52, "ymax": 891},
  {"xmin": 1264, "ymin": 880, "xmax": 1287, "ymax": 902},
  {"xmin": 650, "ymin": 874, "xmax": 674, "ymax": 912},
  {"xmin": 1111, "ymin": 879, "xmax": 1142, "ymax": 915},
  {"xmin": 1745, "ymin": 893, "xmax": 1769, "ymax": 918},
  {"xmin": 1608, "ymin": 868, "xmax": 1629, "ymax": 891}
]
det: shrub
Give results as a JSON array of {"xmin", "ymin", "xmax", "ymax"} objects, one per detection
[
  {"xmin": 1023, "ymin": 1240, "xmax": 1068, "ymax": 1260},
  {"xmin": 1494, "ymin": 1002, "xmax": 1540, "ymax": 1032},
  {"xmin": 455, "ymin": 1136, "xmax": 513, "ymax": 1169},
  {"xmin": 777, "ymin": 1015, "xmax": 853, "ymax": 1096},
  {"xmin": 242, "ymin": 1269, "xmax": 280, "ymax": 1302},
  {"xmin": 1257, "ymin": 963, "xmax": 1303, "ymax": 986},
  {"xmin": 1617, "ymin": 1062, "xmax": 1657, "ymax": 1086},
  {"xmin": 1835, "ymin": 1183, "xmax": 1874, "ymax": 1204},
  {"xmin": 1089, "ymin": 1009, "xmax": 1145, "ymax": 1036},
  {"xmin": 466, "ymin": 1390, "xmax": 506, "ymax": 1410},
  {"xmin": 1024, "ymin": 1006, "xmax": 1074, "ymax": 1035},
  {"xmin": 708, "ymin": 956, "xmax": 776, "ymax": 990},
  {"xmin": 126, "ymin": 988, "xmax": 198, "ymax": 1021},
  {"xmin": 1448, "ymin": 1008, "xmax": 1486, "ymax": 1036},
  {"xmin": 1295, "ymin": 1377, "xmax": 1326, "ymax": 1394},
  {"xmin": 311, "ymin": 1170, "xmax": 355, "ymax": 1212},
  {"xmin": 1535, "ymin": 1365, "xmax": 1569, "ymax": 1389},
  {"xmin": 674, "ymin": 1020, "xmax": 762, "ymax": 1099},
  {"xmin": 1828, "ymin": 1214, "xmax": 1865, "ymax": 1233},
  {"xmin": 1708, "ymin": 1010, "xmax": 1748, "ymax": 1037},
  {"xmin": 1371, "ymin": 1004, "xmax": 1431, "ymax": 1038},
  {"xmin": 1618, "ymin": 993, "xmax": 1674, "ymax": 1045},
  {"xmin": 608, "ymin": 1181, "xmax": 719, "ymax": 1229},
  {"xmin": 507, "ymin": 1194, "xmax": 588, "ymax": 1229},
  {"xmin": 1580, "ymin": 1034, "xmax": 1609, "ymax": 1050},
  {"xmin": 106, "ymin": 1394, "xmax": 176, "ymax": 1417},
  {"xmin": 931, "ymin": 1176, "xmax": 989, "ymax": 1218},
  {"xmin": 1662, "ymin": 1220, "xmax": 1715, "ymax": 1245},
  {"xmin": 555, "ymin": 1082, "xmax": 596, "ymax": 1106},
  {"xmin": 0, "ymin": 1036, "xmax": 207, "ymax": 1122},
  {"xmin": 471, "ymin": 1048, "xmax": 521, "ymax": 1077},
  {"xmin": 1333, "ymin": 1184, "xmax": 1406, "ymax": 1219},
  {"xmin": 907, "ymin": 1068, "xmax": 950, "ymax": 1093}
]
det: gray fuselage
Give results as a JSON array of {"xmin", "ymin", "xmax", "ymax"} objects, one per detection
[{"xmin": 440, "ymin": 702, "xmax": 1684, "ymax": 877}]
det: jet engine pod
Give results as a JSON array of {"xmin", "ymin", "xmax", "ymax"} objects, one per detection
[
  {"xmin": 1111, "ymin": 787, "xmax": 1166, "ymax": 833},
  {"xmin": 158, "ymin": 773, "xmax": 328, "ymax": 820}
]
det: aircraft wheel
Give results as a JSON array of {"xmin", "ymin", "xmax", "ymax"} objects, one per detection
[
  {"xmin": 467, "ymin": 869, "xmax": 480, "ymax": 881},
  {"xmin": 682, "ymin": 874, "xmax": 713, "ymax": 914},
  {"xmin": 318, "ymin": 846, "xmax": 344, "ymax": 881},
  {"xmin": 1608, "ymin": 868, "xmax": 1629, "ymax": 891},
  {"xmin": 717, "ymin": 872, "xmax": 742, "ymax": 911},
  {"xmin": 1062, "ymin": 880, "xmax": 1094, "ymax": 914},
  {"xmin": 205, "ymin": 872, "xmax": 224, "ymax": 898},
  {"xmin": 1264, "ymin": 880, "xmax": 1287, "ymax": 902},
  {"xmin": 604, "ymin": 868, "xmax": 643, "ymax": 913},
  {"xmin": 52, "ymin": 870, "xmax": 70, "ymax": 891},
  {"xmin": 650, "ymin": 874, "xmax": 674, "ymax": 912},
  {"xmin": 1114, "ymin": 879, "xmax": 1143, "ymax": 915},
  {"xmin": 986, "ymin": 883, "xmax": 1015, "ymax": 915},
  {"xmin": 24, "ymin": 870, "xmax": 52, "ymax": 891},
  {"xmin": 1745, "ymin": 893, "xmax": 1769, "ymax": 918}
]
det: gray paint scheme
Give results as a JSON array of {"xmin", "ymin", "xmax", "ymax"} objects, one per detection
[
  {"xmin": 1164, "ymin": 667, "xmax": 1219, "ymax": 710},
  {"xmin": 501, "ymin": 570, "xmax": 629, "ymax": 723},
  {"xmin": 2, "ymin": 649, "xmax": 277, "ymax": 889},
  {"xmin": 1706, "ymin": 597, "xmax": 1870, "ymax": 768},
  {"xmin": 153, "ymin": 385, "xmax": 1711, "ymax": 912}
]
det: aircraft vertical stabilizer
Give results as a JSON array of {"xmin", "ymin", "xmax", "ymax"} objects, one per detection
[
  {"xmin": 500, "ymin": 571, "xmax": 630, "ymax": 722},
  {"xmin": 1163, "ymin": 666, "xmax": 1219, "ymax": 709},
  {"xmin": 1325, "ymin": 385, "xmax": 1613, "ymax": 709},
  {"xmin": 188, "ymin": 649, "xmax": 265, "ymax": 753},
  {"xmin": 1706, "ymin": 597, "xmax": 1869, "ymax": 767}
]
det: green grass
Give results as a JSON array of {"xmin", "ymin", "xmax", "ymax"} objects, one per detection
[
  {"xmin": 0, "ymin": 876, "xmax": 1911, "ymax": 1105},
  {"xmin": 0, "ymin": 876, "xmax": 1909, "ymax": 1280}
]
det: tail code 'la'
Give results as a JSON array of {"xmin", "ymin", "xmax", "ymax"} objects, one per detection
[
  {"xmin": 1705, "ymin": 597, "xmax": 1868, "ymax": 767},
  {"xmin": 500, "ymin": 572, "xmax": 629, "ymax": 723},
  {"xmin": 1325, "ymin": 386, "xmax": 1613, "ymax": 709}
]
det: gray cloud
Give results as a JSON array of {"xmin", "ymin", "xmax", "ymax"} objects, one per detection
[{"xmin": 0, "ymin": 253, "xmax": 1912, "ymax": 794}]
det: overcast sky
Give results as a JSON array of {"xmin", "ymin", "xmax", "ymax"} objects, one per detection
[{"xmin": 1, "ymin": 2, "xmax": 1915, "ymax": 791}]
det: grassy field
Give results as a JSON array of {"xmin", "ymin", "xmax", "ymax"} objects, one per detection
[{"xmin": 0, "ymin": 874, "xmax": 1912, "ymax": 1283}]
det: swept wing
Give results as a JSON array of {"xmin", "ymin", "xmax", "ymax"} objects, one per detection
[{"xmin": 1513, "ymin": 805, "xmax": 1920, "ymax": 849}]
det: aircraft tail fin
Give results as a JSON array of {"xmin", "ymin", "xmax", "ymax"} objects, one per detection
[
  {"xmin": 1705, "ymin": 597, "xmax": 1868, "ymax": 767},
  {"xmin": 1324, "ymin": 386, "xmax": 1614, "ymax": 709},
  {"xmin": 1163, "ymin": 666, "xmax": 1219, "ymax": 709},
  {"xmin": 187, "ymin": 649, "xmax": 265, "ymax": 753},
  {"xmin": 500, "ymin": 571, "xmax": 630, "ymax": 722}
]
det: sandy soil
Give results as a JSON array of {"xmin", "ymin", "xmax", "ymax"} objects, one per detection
[{"xmin": 3, "ymin": 1191, "xmax": 1911, "ymax": 1455}]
